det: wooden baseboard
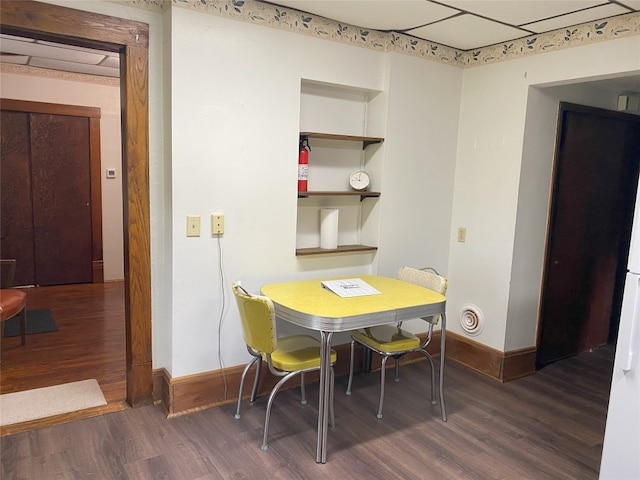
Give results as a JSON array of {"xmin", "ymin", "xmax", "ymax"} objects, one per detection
[
  {"xmin": 153, "ymin": 332, "xmax": 537, "ymax": 416},
  {"xmin": 445, "ymin": 331, "xmax": 536, "ymax": 382},
  {"xmin": 92, "ymin": 260, "xmax": 104, "ymax": 283}
]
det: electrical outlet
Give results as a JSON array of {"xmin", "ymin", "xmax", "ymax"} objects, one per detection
[
  {"xmin": 212, "ymin": 213, "xmax": 224, "ymax": 235},
  {"xmin": 187, "ymin": 215, "xmax": 201, "ymax": 237},
  {"xmin": 457, "ymin": 227, "xmax": 467, "ymax": 243}
]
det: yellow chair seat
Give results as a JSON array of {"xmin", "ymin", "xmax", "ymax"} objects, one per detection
[
  {"xmin": 271, "ymin": 335, "xmax": 337, "ymax": 371},
  {"xmin": 346, "ymin": 267, "xmax": 447, "ymax": 421},
  {"xmin": 352, "ymin": 325, "xmax": 420, "ymax": 353}
]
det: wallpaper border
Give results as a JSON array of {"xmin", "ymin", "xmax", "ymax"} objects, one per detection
[{"xmin": 160, "ymin": 0, "xmax": 640, "ymax": 69}]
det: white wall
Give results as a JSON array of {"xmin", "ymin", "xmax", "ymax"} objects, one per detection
[
  {"xmin": 35, "ymin": 1, "xmax": 640, "ymax": 379},
  {"xmin": 0, "ymin": 72, "xmax": 124, "ymax": 281},
  {"xmin": 168, "ymin": 7, "xmax": 462, "ymax": 376},
  {"xmin": 450, "ymin": 37, "xmax": 640, "ymax": 351},
  {"xmin": 377, "ymin": 52, "xmax": 460, "ymax": 277}
]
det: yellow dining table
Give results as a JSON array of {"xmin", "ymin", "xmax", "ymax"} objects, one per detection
[{"xmin": 261, "ymin": 275, "xmax": 447, "ymax": 463}]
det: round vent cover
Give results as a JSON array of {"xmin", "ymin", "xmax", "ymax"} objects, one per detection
[{"xmin": 459, "ymin": 304, "xmax": 484, "ymax": 336}]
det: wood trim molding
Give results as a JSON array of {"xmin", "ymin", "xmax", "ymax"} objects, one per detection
[
  {"xmin": 0, "ymin": 99, "xmax": 100, "ymax": 117},
  {"xmin": 152, "ymin": 333, "xmax": 536, "ymax": 416},
  {"xmin": 153, "ymin": 343, "xmax": 357, "ymax": 416},
  {"xmin": 1, "ymin": 0, "xmax": 153, "ymax": 407},
  {"xmin": 445, "ymin": 331, "xmax": 536, "ymax": 382}
]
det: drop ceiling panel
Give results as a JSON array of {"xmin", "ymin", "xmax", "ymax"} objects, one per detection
[
  {"xmin": 99, "ymin": 56, "xmax": 120, "ymax": 69},
  {"xmin": 1, "ymin": 37, "xmax": 107, "ymax": 65},
  {"xmin": 618, "ymin": 0, "xmax": 640, "ymax": 8},
  {"xmin": 38, "ymin": 40, "xmax": 117, "ymax": 58},
  {"xmin": 1, "ymin": 54, "xmax": 29, "ymax": 65},
  {"xmin": 29, "ymin": 57, "xmax": 120, "ymax": 78},
  {"xmin": 264, "ymin": 0, "xmax": 460, "ymax": 30},
  {"xmin": 408, "ymin": 14, "xmax": 528, "ymax": 50},
  {"xmin": 523, "ymin": 3, "xmax": 631, "ymax": 32},
  {"xmin": 438, "ymin": 0, "xmax": 609, "ymax": 26}
]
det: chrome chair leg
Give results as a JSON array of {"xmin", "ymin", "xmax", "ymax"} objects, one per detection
[
  {"xmin": 377, "ymin": 355, "xmax": 390, "ymax": 419},
  {"xmin": 346, "ymin": 339, "xmax": 355, "ymax": 395},
  {"xmin": 394, "ymin": 356, "xmax": 401, "ymax": 383},
  {"xmin": 422, "ymin": 351, "xmax": 437, "ymax": 405},
  {"xmin": 439, "ymin": 353, "xmax": 447, "ymax": 422},
  {"xmin": 329, "ymin": 367, "xmax": 335, "ymax": 428},
  {"xmin": 235, "ymin": 356, "xmax": 259, "ymax": 420},
  {"xmin": 262, "ymin": 371, "xmax": 298, "ymax": 451},
  {"xmin": 250, "ymin": 358, "xmax": 263, "ymax": 403},
  {"xmin": 300, "ymin": 372, "xmax": 307, "ymax": 405}
]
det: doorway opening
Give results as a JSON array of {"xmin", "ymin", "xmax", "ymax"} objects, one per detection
[
  {"xmin": 1, "ymin": 0, "xmax": 152, "ymax": 412},
  {"xmin": 537, "ymin": 103, "xmax": 640, "ymax": 368}
]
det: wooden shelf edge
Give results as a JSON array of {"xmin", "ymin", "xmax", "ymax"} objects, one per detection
[
  {"xmin": 298, "ymin": 191, "xmax": 380, "ymax": 198},
  {"xmin": 296, "ymin": 245, "xmax": 378, "ymax": 256},
  {"xmin": 300, "ymin": 132, "xmax": 384, "ymax": 145}
]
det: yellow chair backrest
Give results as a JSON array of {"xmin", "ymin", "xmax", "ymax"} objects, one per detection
[
  {"xmin": 232, "ymin": 282, "xmax": 277, "ymax": 354},
  {"xmin": 398, "ymin": 266, "xmax": 447, "ymax": 295},
  {"xmin": 398, "ymin": 266, "xmax": 447, "ymax": 323}
]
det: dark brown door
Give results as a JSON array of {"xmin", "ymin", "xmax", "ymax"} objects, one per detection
[
  {"xmin": 537, "ymin": 103, "xmax": 640, "ymax": 367},
  {"xmin": 0, "ymin": 110, "xmax": 36, "ymax": 284},
  {"xmin": 31, "ymin": 113, "xmax": 93, "ymax": 285},
  {"xmin": 1, "ymin": 111, "xmax": 93, "ymax": 286}
]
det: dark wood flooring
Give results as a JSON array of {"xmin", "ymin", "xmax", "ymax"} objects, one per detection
[{"xmin": 1, "ymin": 340, "xmax": 614, "ymax": 479}]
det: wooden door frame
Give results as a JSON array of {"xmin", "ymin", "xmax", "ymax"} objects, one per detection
[
  {"xmin": 1, "ymin": 99, "xmax": 105, "ymax": 283},
  {"xmin": 0, "ymin": 0, "xmax": 153, "ymax": 406}
]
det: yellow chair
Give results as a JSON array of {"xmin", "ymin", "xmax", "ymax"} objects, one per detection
[
  {"xmin": 346, "ymin": 267, "xmax": 447, "ymax": 420},
  {"xmin": 232, "ymin": 281, "xmax": 337, "ymax": 451}
]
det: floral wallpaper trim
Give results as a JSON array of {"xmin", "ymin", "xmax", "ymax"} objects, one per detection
[
  {"xmin": 1, "ymin": 63, "xmax": 120, "ymax": 87},
  {"xmin": 465, "ymin": 12, "xmax": 640, "ymax": 66},
  {"xmin": 168, "ymin": 0, "xmax": 464, "ymax": 67},
  {"xmin": 123, "ymin": 0, "xmax": 639, "ymax": 68},
  {"xmin": 119, "ymin": 0, "xmax": 167, "ymax": 13}
]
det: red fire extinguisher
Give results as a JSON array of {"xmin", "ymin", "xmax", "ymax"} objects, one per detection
[{"xmin": 298, "ymin": 137, "xmax": 310, "ymax": 192}]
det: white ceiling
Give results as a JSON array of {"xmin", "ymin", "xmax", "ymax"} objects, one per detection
[
  {"xmin": 265, "ymin": 0, "xmax": 640, "ymax": 50},
  {"xmin": 0, "ymin": 1, "xmax": 638, "ymax": 78},
  {"xmin": 0, "ymin": 34, "xmax": 120, "ymax": 78}
]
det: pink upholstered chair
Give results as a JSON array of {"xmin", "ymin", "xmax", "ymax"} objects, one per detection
[{"xmin": 0, "ymin": 259, "xmax": 27, "ymax": 345}]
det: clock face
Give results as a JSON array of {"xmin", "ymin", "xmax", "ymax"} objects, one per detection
[{"xmin": 349, "ymin": 170, "xmax": 370, "ymax": 191}]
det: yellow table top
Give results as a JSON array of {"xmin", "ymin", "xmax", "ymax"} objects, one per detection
[{"xmin": 261, "ymin": 275, "xmax": 445, "ymax": 332}]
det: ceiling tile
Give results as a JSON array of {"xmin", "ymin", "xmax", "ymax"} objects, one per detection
[
  {"xmin": 0, "ymin": 54, "xmax": 29, "ymax": 65},
  {"xmin": 99, "ymin": 56, "xmax": 120, "ymax": 69},
  {"xmin": 267, "ymin": 1, "xmax": 460, "ymax": 30},
  {"xmin": 38, "ymin": 40, "xmax": 117, "ymax": 58},
  {"xmin": 437, "ymin": 0, "xmax": 608, "ymax": 25},
  {"xmin": 0, "ymin": 34, "xmax": 35, "ymax": 43},
  {"xmin": 29, "ymin": 57, "xmax": 120, "ymax": 77},
  {"xmin": 617, "ymin": 0, "xmax": 640, "ymax": 9},
  {"xmin": 407, "ymin": 14, "xmax": 528, "ymax": 50},
  {"xmin": 1, "ymin": 38, "xmax": 107, "ymax": 65},
  {"xmin": 524, "ymin": 3, "xmax": 632, "ymax": 32}
]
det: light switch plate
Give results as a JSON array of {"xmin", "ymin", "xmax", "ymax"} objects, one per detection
[{"xmin": 187, "ymin": 215, "xmax": 201, "ymax": 237}]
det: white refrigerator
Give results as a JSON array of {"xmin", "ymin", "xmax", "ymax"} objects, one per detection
[{"xmin": 599, "ymin": 186, "xmax": 640, "ymax": 479}]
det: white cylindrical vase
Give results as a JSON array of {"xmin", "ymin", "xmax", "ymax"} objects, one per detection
[{"xmin": 320, "ymin": 208, "xmax": 339, "ymax": 249}]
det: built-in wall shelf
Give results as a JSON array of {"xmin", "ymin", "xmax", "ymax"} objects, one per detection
[
  {"xmin": 300, "ymin": 132, "xmax": 384, "ymax": 149},
  {"xmin": 296, "ymin": 244, "xmax": 378, "ymax": 256},
  {"xmin": 296, "ymin": 81, "xmax": 385, "ymax": 258}
]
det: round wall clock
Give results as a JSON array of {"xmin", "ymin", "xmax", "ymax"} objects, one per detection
[{"xmin": 349, "ymin": 170, "xmax": 371, "ymax": 191}]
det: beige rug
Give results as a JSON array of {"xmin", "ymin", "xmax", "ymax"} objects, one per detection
[{"xmin": 0, "ymin": 379, "xmax": 107, "ymax": 426}]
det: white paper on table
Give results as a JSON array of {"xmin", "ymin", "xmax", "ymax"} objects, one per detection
[{"xmin": 320, "ymin": 278, "xmax": 381, "ymax": 298}]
